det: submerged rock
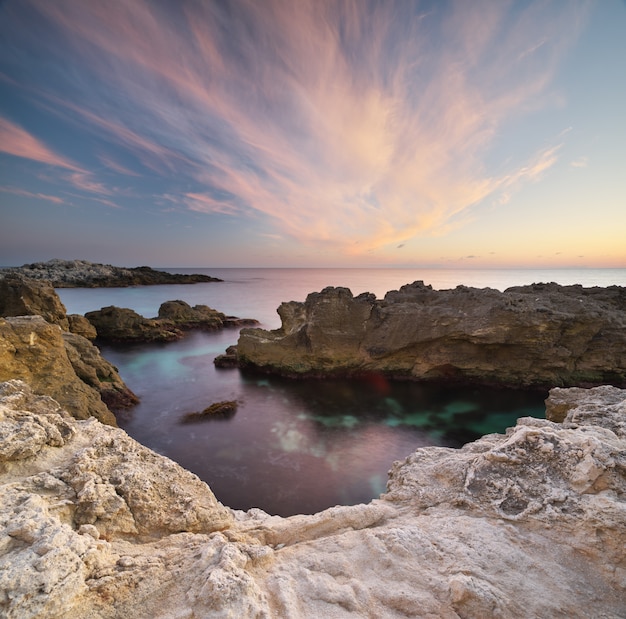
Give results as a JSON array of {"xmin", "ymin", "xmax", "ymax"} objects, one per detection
[
  {"xmin": 1, "ymin": 259, "xmax": 222, "ymax": 287},
  {"xmin": 237, "ymin": 281, "xmax": 626, "ymax": 388},
  {"xmin": 181, "ymin": 400, "xmax": 238, "ymax": 422},
  {"xmin": 0, "ymin": 379, "xmax": 624, "ymax": 618}
]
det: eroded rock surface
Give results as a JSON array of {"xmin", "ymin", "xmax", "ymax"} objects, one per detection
[
  {"xmin": 237, "ymin": 282, "xmax": 626, "ymax": 388},
  {"xmin": 1, "ymin": 380, "xmax": 625, "ymax": 618},
  {"xmin": 1, "ymin": 259, "xmax": 222, "ymax": 287},
  {"xmin": 0, "ymin": 275, "xmax": 138, "ymax": 420},
  {"xmin": 86, "ymin": 300, "xmax": 258, "ymax": 342},
  {"xmin": 0, "ymin": 274, "xmax": 69, "ymax": 330}
]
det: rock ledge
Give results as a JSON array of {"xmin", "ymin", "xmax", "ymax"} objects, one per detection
[{"xmin": 1, "ymin": 379, "xmax": 625, "ymax": 618}]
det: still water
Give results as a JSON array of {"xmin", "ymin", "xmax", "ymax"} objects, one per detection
[{"xmin": 58, "ymin": 268, "xmax": 625, "ymax": 516}]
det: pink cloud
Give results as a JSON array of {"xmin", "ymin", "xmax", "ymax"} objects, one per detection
[
  {"xmin": 0, "ymin": 117, "xmax": 82, "ymax": 171},
  {"xmin": 0, "ymin": 186, "xmax": 65, "ymax": 204},
  {"xmin": 20, "ymin": 1, "xmax": 587, "ymax": 255}
]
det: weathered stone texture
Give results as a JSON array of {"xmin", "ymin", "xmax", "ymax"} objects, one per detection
[
  {"xmin": 0, "ymin": 316, "xmax": 118, "ymax": 425},
  {"xmin": 1, "ymin": 380, "xmax": 625, "ymax": 618},
  {"xmin": 237, "ymin": 282, "xmax": 626, "ymax": 388},
  {"xmin": 86, "ymin": 301, "xmax": 258, "ymax": 342},
  {"xmin": 0, "ymin": 274, "xmax": 69, "ymax": 330}
]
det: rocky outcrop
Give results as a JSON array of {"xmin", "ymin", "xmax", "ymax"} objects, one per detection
[
  {"xmin": 85, "ymin": 306, "xmax": 183, "ymax": 342},
  {"xmin": 0, "ymin": 316, "xmax": 117, "ymax": 425},
  {"xmin": 0, "ymin": 275, "xmax": 138, "ymax": 420},
  {"xmin": 1, "ymin": 259, "xmax": 222, "ymax": 287},
  {"xmin": 86, "ymin": 301, "xmax": 258, "ymax": 342},
  {"xmin": 62, "ymin": 333, "xmax": 139, "ymax": 410},
  {"xmin": 0, "ymin": 316, "xmax": 137, "ymax": 425},
  {"xmin": 1, "ymin": 379, "xmax": 625, "ymax": 618},
  {"xmin": 237, "ymin": 281, "xmax": 626, "ymax": 388},
  {"xmin": 0, "ymin": 274, "xmax": 69, "ymax": 330}
]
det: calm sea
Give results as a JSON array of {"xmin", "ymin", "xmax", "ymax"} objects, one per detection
[{"xmin": 57, "ymin": 268, "xmax": 626, "ymax": 516}]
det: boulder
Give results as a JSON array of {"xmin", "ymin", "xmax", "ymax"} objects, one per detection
[
  {"xmin": 0, "ymin": 274, "xmax": 69, "ymax": 330},
  {"xmin": 181, "ymin": 400, "xmax": 238, "ymax": 422},
  {"xmin": 85, "ymin": 306, "xmax": 182, "ymax": 342},
  {"xmin": 237, "ymin": 281, "xmax": 626, "ymax": 388},
  {"xmin": 1, "ymin": 259, "xmax": 222, "ymax": 287},
  {"xmin": 158, "ymin": 299, "xmax": 226, "ymax": 329},
  {"xmin": 158, "ymin": 300, "xmax": 259, "ymax": 330},
  {"xmin": 87, "ymin": 302, "xmax": 258, "ymax": 342},
  {"xmin": 0, "ymin": 379, "xmax": 625, "ymax": 618},
  {"xmin": 0, "ymin": 316, "xmax": 118, "ymax": 425},
  {"xmin": 67, "ymin": 314, "xmax": 97, "ymax": 340}
]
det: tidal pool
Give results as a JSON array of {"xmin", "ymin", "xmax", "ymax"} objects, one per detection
[{"xmin": 101, "ymin": 329, "xmax": 546, "ymax": 517}]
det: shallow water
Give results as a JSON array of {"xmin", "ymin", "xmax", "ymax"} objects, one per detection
[
  {"xmin": 100, "ymin": 330, "xmax": 545, "ymax": 516},
  {"xmin": 57, "ymin": 267, "xmax": 624, "ymax": 516}
]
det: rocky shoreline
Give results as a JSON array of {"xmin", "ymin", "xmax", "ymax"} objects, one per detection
[
  {"xmin": 86, "ymin": 301, "xmax": 258, "ymax": 343},
  {"xmin": 1, "ymin": 272, "xmax": 625, "ymax": 617},
  {"xmin": 1, "ymin": 379, "xmax": 624, "ymax": 617},
  {"xmin": 1, "ymin": 258, "xmax": 222, "ymax": 287},
  {"xmin": 233, "ymin": 281, "xmax": 626, "ymax": 389}
]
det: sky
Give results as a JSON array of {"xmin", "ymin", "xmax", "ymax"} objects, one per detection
[{"xmin": 0, "ymin": 0, "xmax": 625, "ymax": 269}]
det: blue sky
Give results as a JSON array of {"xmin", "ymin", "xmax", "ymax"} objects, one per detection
[{"xmin": 1, "ymin": 0, "xmax": 625, "ymax": 268}]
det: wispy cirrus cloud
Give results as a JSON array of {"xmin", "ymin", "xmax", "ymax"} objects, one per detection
[
  {"xmin": 0, "ymin": 116, "xmax": 82, "ymax": 172},
  {"xmin": 3, "ymin": 0, "xmax": 589, "ymax": 255},
  {"xmin": 0, "ymin": 186, "xmax": 64, "ymax": 204},
  {"xmin": 0, "ymin": 115, "xmax": 117, "ymax": 198}
]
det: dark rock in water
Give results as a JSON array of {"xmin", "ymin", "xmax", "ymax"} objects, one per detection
[
  {"xmin": 86, "ymin": 306, "xmax": 182, "ymax": 342},
  {"xmin": 182, "ymin": 400, "xmax": 238, "ymax": 422},
  {"xmin": 0, "ymin": 258, "xmax": 222, "ymax": 287},
  {"xmin": 158, "ymin": 300, "xmax": 226, "ymax": 330},
  {"xmin": 236, "ymin": 281, "xmax": 626, "ymax": 389},
  {"xmin": 214, "ymin": 345, "xmax": 240, "ymax": 368},
  {"xmin": 87, "ymin": 301, "xmax": 258, "ymax": 342}
]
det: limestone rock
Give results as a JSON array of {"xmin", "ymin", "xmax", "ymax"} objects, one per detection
[
  {"xmin": 1, "ymin": 258, "xmax": 222, "ymax": 287},
  {"xmin": 158, "ymin": 299, "xmax": 227, "ymax": 329},
  {"xmin": 1, "ymin": 379, "xmax": 625, "ymax": 618},
  {"xmin": 85, "ymin": 306, "xmax": 182, "ymax": 342},
  {"xmin": 62, "ymin": 333, "xmax": 139, "ymax": 410},
  {"xmin": 237, "ymin": 281, "xmax": 626, "ymax": 388},
  {"xmin": 67, "ymin": 314, "xmax": 97, "ymax": 340},
  {"xmin": 0, "ymin": 381, "xmax": 233, "ymax": 619},
  {"xmin": 87, "ymin": 301, "xmax": 258, "ymax": 342},
  {"xmin": 0, "ymin": 316, "xmax": 118, "ymax": 425},
  {"xmin": 0, "ymin": 274, "xmax": 69, "ymax": 330}
]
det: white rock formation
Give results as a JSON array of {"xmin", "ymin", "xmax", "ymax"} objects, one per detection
[{"xmin": 1, "ymin": 379, "xmax": 624, "ymax": 618}]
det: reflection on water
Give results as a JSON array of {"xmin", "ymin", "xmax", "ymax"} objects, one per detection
[{"xmin": 101, "ymin": 329, "xmax": 546, "ymax": 517}]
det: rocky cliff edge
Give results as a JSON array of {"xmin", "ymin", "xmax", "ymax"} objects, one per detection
[
  {"xmin": 1, "ymin": 379, "xmax": 624, "ymax": 618},
  {"xmin": 0, "ymin": 275, "xmax": 138, "ymax": 424}
]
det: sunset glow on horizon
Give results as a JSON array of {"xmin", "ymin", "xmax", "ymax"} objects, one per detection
[{"xmin": 1, "ymin": 0, "xmax": 625, "ymax": 268}]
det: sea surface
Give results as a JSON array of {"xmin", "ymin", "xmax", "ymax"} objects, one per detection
[{"xmin": 57, "ymin": 268, "xmax": 626, "ymax": 516}]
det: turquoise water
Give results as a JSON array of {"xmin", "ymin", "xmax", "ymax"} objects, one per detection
[{"xmin": 57, "ymin": 268, "xmax": 624, "ymax": 516}]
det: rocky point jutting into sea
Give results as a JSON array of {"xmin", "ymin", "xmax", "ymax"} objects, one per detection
[
  {"xmin": 0, "ymin": 270, "xmax": 625, "ymax": 617},
  {"xmin": 1, "ymin": 258, "xmax": 222, "ymax": 287},
  {"xmin": 232, "ymin": 281, "xmax": 626, "ymax": 388}
]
